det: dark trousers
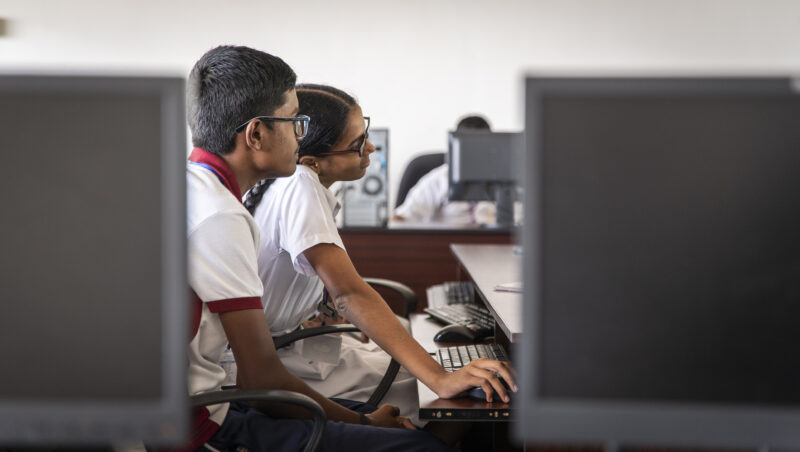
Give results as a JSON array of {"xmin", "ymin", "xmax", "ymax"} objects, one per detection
[{"xmin": 201, "ymin": 398, "xmax": 450, "ymax": 452}]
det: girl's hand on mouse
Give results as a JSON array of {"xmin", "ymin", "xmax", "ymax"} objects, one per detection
[{"xmin": 433, "ymin": 358, "xmax": 517, "ymax": 402}]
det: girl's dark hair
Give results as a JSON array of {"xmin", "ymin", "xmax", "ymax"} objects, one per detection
[{"xmin": 244, "ymin": 84, "xmax": 358, "ymax": 214}]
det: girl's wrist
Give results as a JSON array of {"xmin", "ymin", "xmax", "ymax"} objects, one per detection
[{"xmin": 430, "ymin": 367, "xmax": 450, "ymax": 395}]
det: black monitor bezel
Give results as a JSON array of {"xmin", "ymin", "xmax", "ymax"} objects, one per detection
[
  {"xmin": 0, "ymin": 75, "xmax": 188, "ymax": 446},
  {"xmin": 517, "ymin": 76, "xmax": 800, "ymax": 449}
]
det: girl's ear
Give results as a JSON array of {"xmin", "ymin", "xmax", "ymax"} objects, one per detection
[{"xmin": 299, "ymin": 155, "xmax": 319, "ymax": 173}]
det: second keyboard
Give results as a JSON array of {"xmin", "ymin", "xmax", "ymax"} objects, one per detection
[{"xmin": 424, "ymin": 303, "xmax": 495, "ymax": 341}]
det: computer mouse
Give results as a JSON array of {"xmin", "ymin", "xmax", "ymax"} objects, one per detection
[
  {"xmin": 467, "ymin": 377, "xmax": 513, "ymax": 403},
  {"xmin": 433, "ymin": 324, "xmax": 477, "ymax": 343}
]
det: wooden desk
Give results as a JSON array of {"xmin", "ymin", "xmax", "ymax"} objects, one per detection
[{"xmin": 339, "ymin": 225, "xmax": 514, "ymax": 310}]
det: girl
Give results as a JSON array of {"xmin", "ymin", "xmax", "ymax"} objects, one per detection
[{"xmin": 244, "ymin": 84, "xmax": 515, "ymax": 425}]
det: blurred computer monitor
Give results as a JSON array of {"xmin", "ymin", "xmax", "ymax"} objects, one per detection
[
  {"xmin": 447, "ymin": 130, "xmax": 522, "ymax": 227},
  {"xmin": 0, "ymin": 75, "xmax": 187, "ymax": 446},
  {"xmin": 517, "ymin": 76, "xmax": 800, "ymax": 449}
]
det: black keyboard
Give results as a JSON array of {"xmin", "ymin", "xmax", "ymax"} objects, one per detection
[
  {"xmin": 426, "ymin": 281, "xmax": 475, "ymax": 308},
  {"xmin": 424, "ymin": 303, "xmax": 494, "ymax": 340},
  {"xmin": 444, "ymin": 281, "xmax": 474, "ymax": 304},
  {"xmin": 431, "ymin": 343, "xmax": 509, "ymax": 372}
]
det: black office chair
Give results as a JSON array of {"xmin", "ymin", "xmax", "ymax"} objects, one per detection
[
  {"xmin": 185, "ymin": 282, "xmax": 415, "ymax": 452},
  {"xmin": 273, "ymin": 277, "xmax": 418, "ymax": 407},
  {"xmin": 394, "ymin": 152, "xmax": 445, "ymax": 208},
  {"xmin": 190, "ymin": 388, "xmax": 326, "ymax": 452}
]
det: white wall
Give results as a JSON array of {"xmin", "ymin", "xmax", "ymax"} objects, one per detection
[{"xmin": 2, "ymin": 0, "xmax": 799, "ymax": 205}]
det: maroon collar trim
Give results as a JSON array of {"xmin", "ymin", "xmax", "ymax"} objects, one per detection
[{"xmin": 188, "ymin": 148, "xmax": 243, "ymax": 201}]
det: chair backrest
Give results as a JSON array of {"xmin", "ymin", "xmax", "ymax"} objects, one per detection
[
  {"xmin": 394, "ymin": 152, "xmax": 445, "ymax": 208},
  {"xmin": 190, "ymin": 388, "xmax": 326, "ymax": 452}
]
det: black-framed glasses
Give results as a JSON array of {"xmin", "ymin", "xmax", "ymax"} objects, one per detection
[
  {"xmin": 234, "ymin": 114, "xmax": 311, "ymax": 139},
  {"xmin": 317, "ymin": 116, "xmax": 371, "ymax": 157}
]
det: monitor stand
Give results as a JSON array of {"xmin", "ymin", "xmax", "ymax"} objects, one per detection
[{"xmin": 491, "ymin": 183, "xmax": 515, "ymax": 229}]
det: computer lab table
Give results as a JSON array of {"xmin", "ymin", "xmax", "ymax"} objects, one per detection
[{"xmin": 411, "ymin": 243, "xmax": 522, "ymax": 449}]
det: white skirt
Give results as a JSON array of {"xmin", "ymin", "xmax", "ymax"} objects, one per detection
[{"xmin": 276, "ymin": 318, "xmax": 424, "ymax": 425}]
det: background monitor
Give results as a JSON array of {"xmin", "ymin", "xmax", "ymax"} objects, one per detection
[
  {"xmin": 517, "ymin": 77, "xmax": 800, "ymax": 449},
  {"xmin": 0, "ymin": 75, "xmax": 188, "ymax": 446},
  {"xmin": 447, "ymin": 130, "xmax": 522, "ymax": 227}
]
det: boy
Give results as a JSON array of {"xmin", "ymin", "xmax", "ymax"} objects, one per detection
[{"xmin": 185, "ymin": 45, "xmax": 448, "ymax": 451}]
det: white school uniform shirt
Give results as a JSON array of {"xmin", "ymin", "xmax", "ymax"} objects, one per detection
[
  {"xmin": 252, "ymin": 164, "xmax": 345, "ymax": 333},
  {"xmin": 394, "ymin": 163, "xmax": 496, "ymax": 224},
  {"xmin": 250, "ymin": 164, "xmax": 421, "ymax": 423},
  {"xmin": 186, "ymin": 148, "xmax": 264, "ymax": 448}
]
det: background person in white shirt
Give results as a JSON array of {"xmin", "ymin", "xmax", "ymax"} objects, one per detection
[
  {"xmin": 244, "ymin": 85, "xmax": 516, "ymax": 433},
  {"xmin": 392, "ymin": 115, "xmax": 496, "ymax": 225}
]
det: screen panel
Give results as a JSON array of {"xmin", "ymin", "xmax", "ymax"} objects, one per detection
[
  {"xmin": 0, "ymin": 75, "xmax": 187, "ymax": 445},
  {"xmin": 517, "ymin": 77, "xmax": 800, "ymax": 448},
  {"xmin": 448, "ymin": 131, "xmax": 522, "ymax": 201}
]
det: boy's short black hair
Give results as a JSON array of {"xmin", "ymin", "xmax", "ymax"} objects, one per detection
[{"xmin": 187, "ymin": 45, "xmax": 297, "ymax": 155}]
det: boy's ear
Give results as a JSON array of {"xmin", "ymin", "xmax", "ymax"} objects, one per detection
[{"xmin": 244, "ymin": 119, "xmax": 265, "ymax": 151}]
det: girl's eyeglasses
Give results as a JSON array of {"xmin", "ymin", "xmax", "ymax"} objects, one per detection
[{"xmin": 317, "ymin": 117, "xmax": 371, "ymax": 157}]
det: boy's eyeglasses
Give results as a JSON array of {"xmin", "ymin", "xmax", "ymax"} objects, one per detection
[
  {"xmin": 234, "ymin": 114, "xmax": 311, "ymax": 139},
  {"xmin": 317, "ymin": 117, "xmax": 371, "ymax": 157}
]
